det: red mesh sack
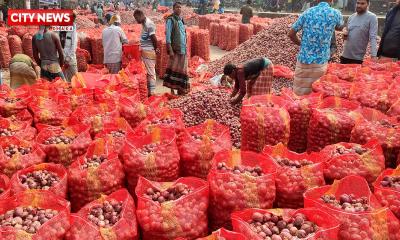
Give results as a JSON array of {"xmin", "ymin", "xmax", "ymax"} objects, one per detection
[
  {"xmin": 136, "ymin": 176, "xmax": 209, "ymax": 240},
  {"xmin": 262, "ymin": 143, "xmax": 325, "ymax": 208},
  {"xmin": 133, "ymin": 108, "xmax": 185, "ymax": 136},
  {"xmin": 232, "ymin": 208, "xmax": 340, "ymax": 240},
  {"xmin": 281, "ymin": 89, "xmax": 322, "ymax": 153},
  {"xmin": 7, "ymin": 35, "xmax": 23, "ymax": 57},
  {"xmin": 312, "ymin": 74, "xmax": 353, "ymax": 99},
  {"xmin": 350, "ymin": 107, "xmax": 400, "ymax": 168},
  {"xmin": 0, "ymin": 36, "xmax": 11, "ymax": 68},
  {"xmin": 90, "ymin": 37, "xmax": 103, "ymax": 65},
  {"xmin": 0, "ymin": 86, "xmax": 32, "ymax": 117},
  {"xmin": 209, "ymin": 23, "xmax": 219, "ymax": 46},
  {"xmin": 68, "ymin": 102, "xmax": 120, "ymax": 137},
  {"xmin": 177, "ymin": 119, "xmax": 232, "ymax": 179},
  {"xmin": 307, "ymin": 97, "xmax": 360, "ymax": 152},
  {"xmin": 304, "ymin": 175, "xmax": 400, "ymax": 240},
  {"xmin": 10, "ymin": 163, "xmax": 67, "ymax": 199},
  {"xmin": 59, "ymin": 88, "xmax": 94, "ymax": 110},
  {"xmin": 208, "ymin": 149, "xmax": 277, "ymax": 230},
  {"xmin": 22, "ymin": 33, "xmax": 34, "ymax": 60},
  {"xmin": 321, "ymin": 139, "xmax": 385, "ymax": 185},
  {"xmin": 6, "ymin": 109, "xmax": 33, "ymax": 126},
  {"xmin": 241, "ymin": 95, "xmax": 290, "ymax": 152},
  {"xmin": 0, "ymin": 117, "xmax": 36, "ymax": 141},
  {"xmin": 36, "ymin": 124, "xmax": 92, "ymax": 167},
  {"xmin": 0, "ymin": 174, "xmax": 10, "ymax": 200},
  {"xmin": 118, "ymin": 96, "xmax": 149, "ymax": 129},
  {"xmin": 373, "ymin": 166, "xmax": 400, "ymax": 220},
  {"xmin": 156, "ymin": 39, "xmax": 168, "ymax": 77},
  {"xmin": 66, "ymin": 188, "xmax": 138, "ymax": 240},
  {"xmin": 76, "ymin": 47, "xmax": 91, "ymax": 72},
  {"xmin": 349, "ymin": 82, "xmax": 394, "ymax": 112},
  {"xmin": 125, "ymin": 61, "xmax": 149, "ymax": 102},
  {"xmin": 273, "ymin": 65, "xmax": 294, "ymax": 79},
  {"xmin": 0, "ymin": 137, "xmax": 45, "ymax": 177},
  {"xmin": 120, "ymin": 127, "xmax": 180, "ymax": 192},
  {"xmin": 68, "ymin": 138, "xmax": 125, "ymax": 211},
  {"xmin": 94, "ymin": 117, "xmax": 134, "ymax": 153},
  {"xmin": 195, "ymin": 29, "xmax": 210, "ymax": 61},
  {"xmin": 0, "ymin": 190, "xmax": 70, "ymax": 240},
  {"xmin": 7, "ymin": 27, "xmax": 26, "ymax": 38},
  {"xmin": 219, "ymin": 24, "xmax": 228, "ymax": 50},
  {"xmin": 197, "ymin": 228, "xmax": 246, "ymax": 240},
  {"xmin": 30, "ymin": 97, "xmax": 72, "ymax": 127},
  {"xmin": 226, "ymin": 25, "xmax": 240, "ymax": 51},
  {"xmin": 327, "ymin": 63, "xmax": 361, "ymax": 81},
  {"xmin": 239, "ymin": 24, "xmax": 253, "ymax": 44}
]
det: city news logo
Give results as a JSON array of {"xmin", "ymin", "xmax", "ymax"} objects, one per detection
[{"xmin": 7, "ymin": 9, "xmax": 74, "ymax": 31}]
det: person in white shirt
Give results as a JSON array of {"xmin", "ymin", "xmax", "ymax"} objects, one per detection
[
  {"xmin": 62, "ymin": 11, "xmax": 78, "ymax": 81},
  {"xmin": 102, "ymin": 14, "xmax": 128, "ymax": 74}
]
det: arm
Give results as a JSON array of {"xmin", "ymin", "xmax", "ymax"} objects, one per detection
[
  {"xmin": 288, "ymin": 13, "xmax": 304, "ymax": 46},
  {"xmin": 230, "ymin": 77, "xmax": 239, "ymax": 98},
  {"xmin": 165, "ymin": 19, "xmax": 174, "ymax": 55},
  {"xmin": 148, "ymin": 23, "xmax": 158, "ymax": 51},
  {"xmin": 288, "ymin": 29, "xmax": 301, "ymax": 46},
  {"xmin": 369, "ymin": 16, "xmax": 378, "ymax": 58},
  {"xmin": 32, "ymin": 36, "xmax": 41, "ymax": 66},
  {"xmin": 230, "ymin": 69, "xmax": 246, "ymax": 104},
  {"xmin": 120, "ymin": 28, "xmax": 129, "ymax": 45},
  {"xmin": 52, "ymin": 32, "xmax": 64, "ymax": 67},
  {"xmin": 335, "ymin": 12, "xmax": 345, "ymax": 31}
]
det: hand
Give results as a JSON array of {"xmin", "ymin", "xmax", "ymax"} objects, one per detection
[
  {"xmin": 168, "ymin": 49, "xmax": 174, "ymax": 56},
  {"xmin": 230, "ymin": 97, "xmax": 240, "ymax": 105},
  {"xmin": 371, "ymin": 56, "xmax": 378, "ymax": 61}
]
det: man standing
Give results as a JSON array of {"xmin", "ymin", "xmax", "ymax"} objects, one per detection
[
  {"xmin": 341, "ymin": 0, "xmax": 378, "ymax": 64},
  {"xmin": 240, "ymin": 0, "xmax": 254, "ymax": 24},
  {"xmin": 32, "ymin": 26, "xmax": 65, "ymax": 81},
  {"xmin": 134, "ymin": 9, "xmax": 158, "ymax": 96},
  {"xmin": 62, "ymin": 11, "xmax": 79, "ymax": 81},
  {"xmin": 163, "ymin": 2, "xmax": 189, "ymax": 95},
  {"xmin": 102, "ymin": 14, "xmax": 128, "ymax": 74},
  {"xmin": 377, "ymin": 0, "xmax": 400, "ymax": 59},
  {"xmin": 288, "ymin": 0, "xmax": 344, "ymax": 95}
]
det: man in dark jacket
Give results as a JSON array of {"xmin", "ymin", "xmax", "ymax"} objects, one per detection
[{"xmin": 377, "ymin": 0, "xmax": 400, "ymax": 59}]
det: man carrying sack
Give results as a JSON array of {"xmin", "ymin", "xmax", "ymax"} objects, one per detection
[{"xmin": 134, "ymin": 9, "xmax": 159, "ymax": 96}]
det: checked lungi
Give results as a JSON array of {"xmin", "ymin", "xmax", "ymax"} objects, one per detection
[
  {"xmin": 247, "ymin": 63, "xmax": 274, "ymax": 97},
  {"xmin": 293, "ymin": 61, "xmax": 328, "ymax": 96},
  {"xmin": 163, "ymin": 53, "xmax": 190, "ymax": 94}
]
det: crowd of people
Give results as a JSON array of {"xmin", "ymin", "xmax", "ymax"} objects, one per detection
[{"xmin": 1, "ymin": 0, "xmax": 400, "ymax": 101}]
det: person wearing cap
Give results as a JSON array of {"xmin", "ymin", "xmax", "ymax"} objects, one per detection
[{"xmin": 102, "ymin": 14, "xmax": 128, "ymax": 74}]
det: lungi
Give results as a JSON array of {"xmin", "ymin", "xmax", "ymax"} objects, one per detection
[
  {"xmin": 247, "ymin": 64, "xmax": 274, "ymax": 97},
  {"xmin": 142, "ymin": 50, "xmax": 157, "ymax": 96},
  {"xmin": 10, "ymin": 62, "xmax": 38, "ymax": 89},
  {"xmin": 105, "ymin": 62, "xmax": 122, "ymax": 74},
  {"xmin": 293, "ymin": 61, "xmax": 328, "ymax": 96},
  {"xmin": 163, "ymin": 53, "xmax": 190, "ymax": 94}
]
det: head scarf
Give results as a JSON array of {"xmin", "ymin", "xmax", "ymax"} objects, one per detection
[{"xmin": 109, "ymin": 14, "xmax": 121, "ymax": 25}]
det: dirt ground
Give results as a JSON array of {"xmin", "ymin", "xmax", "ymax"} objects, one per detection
[{"xmin": 0, "ymin": 45, "xmax": 228, "ymax": 91}]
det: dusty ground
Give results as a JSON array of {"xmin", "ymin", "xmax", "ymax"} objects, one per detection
[{"xmin": 0, "ymin": 45, "xmax": 228, "ymax": 91}]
